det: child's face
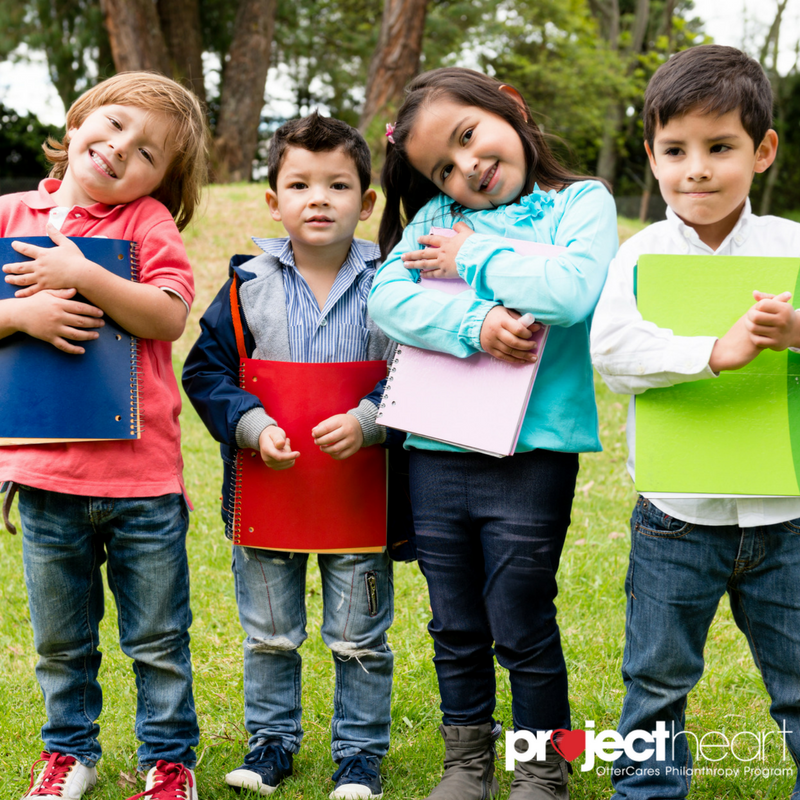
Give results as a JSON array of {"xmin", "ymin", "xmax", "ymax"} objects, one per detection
[
  {"xmin": 646, "ymin": 108, "xmax": 777, "ymax": 248},
  {"xmin": 62, "ymin": 104, "xmax": 175, "ymax": 207},
  {"xmin": 404, "ymin": 98, "xmax": 527, "ymax": 210},
  {"xmin": 265, "ymin": 146, "xmax": 376, "ymax": 254}
]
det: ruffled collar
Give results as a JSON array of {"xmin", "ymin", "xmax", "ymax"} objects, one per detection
[{"xmin": 499, "ymin": 185, "xmax": 556, "ymax": 224}]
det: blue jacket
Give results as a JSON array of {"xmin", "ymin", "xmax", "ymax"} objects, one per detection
[{"xmin": 182, "ymin": 252, "xmax": 415, "ymax": 560}]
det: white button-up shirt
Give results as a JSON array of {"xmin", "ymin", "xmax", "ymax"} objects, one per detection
[{"xmin": 591, "ymin": 200, "xmax": 800, "ymax": 526}]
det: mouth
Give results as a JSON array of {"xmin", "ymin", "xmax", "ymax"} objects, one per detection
[
  {"xmin": 479, "ymin": 162, "xmax": 498, "ymax": 192},
  {"xmin": 306, "ymin": 215, "xmax": 333, "ymax": 224},
  {"xmin": 90, "ymin": 150, "xmax": 117, "ymax": 179}
]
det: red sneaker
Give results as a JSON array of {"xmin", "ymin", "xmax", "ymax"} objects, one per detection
[
  {"xmin": 23, "ymin": 751, "xmax": 97, "ymax": 799},
  {"xmin": 125, "ymin": 762, "xmax": 197, "ymax": 800}
]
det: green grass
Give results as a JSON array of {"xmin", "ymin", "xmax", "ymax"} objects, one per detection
[{"xmin": 0, "ymin": 184, "xmax": 794, "ymax": 798}]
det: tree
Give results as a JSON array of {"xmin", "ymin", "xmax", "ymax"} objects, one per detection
[
  {"xmin": 0, "ymin": 102, "xmax": 53, "ymax": 177},
  {"xmin": 358, "ymin": 0, "xmax": 430, "ymax": 134}
]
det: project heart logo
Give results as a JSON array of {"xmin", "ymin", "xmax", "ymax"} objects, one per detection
[{"xmin": 550, "ymin": 729, "xmax": 587, "ymax": 761}]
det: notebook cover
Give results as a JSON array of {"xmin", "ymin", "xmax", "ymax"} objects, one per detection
[
  {"xmin": 635, "ymin": 254, "xmax": 800, "ymax": 496},
  {"xmin": 0, "ymin": 237, "xmax": 141, "ymax": 445},
  {"xmin": 232, "ymin": 358, "xmax": 388, "ymax": 553},
  {"xmin": 376, "ymin": 230, "xmax": 564, "ymax": 457}
]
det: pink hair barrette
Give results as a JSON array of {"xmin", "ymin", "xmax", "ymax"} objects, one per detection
[{"xmin": 385, "ymin": 123, "xmax": 396, "ymax": 144}]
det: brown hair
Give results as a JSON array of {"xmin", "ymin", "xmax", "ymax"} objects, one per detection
[
  {"xmin": 267, "ymin": 111, "xmax": 372, "ymax": 194},
  {"xmin": 643, "ymin": 45, "xmax": 773, "ymax": 151},
  {"xmin": 379, "ymin": 67, "xmax": 603, "ymax": 258},
  {"xmin": 44, "ymin": 71, "xmax": 209, "ymax": 231}
]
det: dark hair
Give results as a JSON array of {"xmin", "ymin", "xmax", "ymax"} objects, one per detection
[
  {"xmin": 643, "ymin": 45, "xmax": 773, "ymax": 150},
  {"xmin": 378, "ymin": 67, "xmax": 600, "ymax": 258},
  {"xmin": 267, "ymin": 111, "xmax": 372, "ymax": 194}
]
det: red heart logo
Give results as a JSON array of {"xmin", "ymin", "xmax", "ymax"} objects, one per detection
[{"xmin": 550, "ymin": 729, "xmax": 586, "ymax": 761}]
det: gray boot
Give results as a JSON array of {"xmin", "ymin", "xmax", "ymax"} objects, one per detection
[
  {"xmin": 508, "ymin": 741, "xmax": 570, "ymax": 799},
  {"xmin": 425, "ymin": 722, "xmax": 500, "ymax": 800}
]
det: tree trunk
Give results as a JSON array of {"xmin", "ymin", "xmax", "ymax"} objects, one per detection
[
  {"xmin": 99, "ymin": 0, "xmax": 171, "ymax": 74},
  {"xmin": 358, "ymin": 0, "xmax": 430, "ymax": 134},
  {"xmin": 213, "ymin": 0, "xmax": 277, "ymax": 182},
  {"xmin": 157, "ymin": 0, "xmax": 206, "ymax": 105},
  {"xmin": 596, "ymin": 101, "xmax": 622, "ymax": 186}
]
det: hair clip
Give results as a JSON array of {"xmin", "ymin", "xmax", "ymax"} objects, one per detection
[{"xmin": 385, "ymin": 123, "xmax": 396, "ymax": 144}]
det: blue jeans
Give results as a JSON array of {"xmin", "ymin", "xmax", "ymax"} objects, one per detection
[
  {"xmin": 231, "ymin": 546, "xmax": 393, "ymax": 761},
  {"xmin": 18, "ymin": 487, "xmax": 198, "ymax": 769},
  {"xmin": 612, "ymin": 497, "xmax": 800, "ymax": 799},
  {"xmin": 409, "ymin": 448, "xmax": 579, "ymax": 733}
]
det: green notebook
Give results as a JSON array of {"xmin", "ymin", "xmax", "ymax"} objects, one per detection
[{"xmin": 635, "ymin": 254, "xmax": 800, "ymax": 496}]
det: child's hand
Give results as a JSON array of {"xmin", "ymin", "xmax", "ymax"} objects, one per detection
[
  {"xmin": 10, "ymin": 289, "xmax": 105, "ymax": 354},
  {"xmin": 746, "ymin": 291, "xmax": 798, "ymax": 351},
  {"xmin": 258, "ymin": 426, "xmax": 300, "ymax": 470},
  {"xmin": 709, "ymin": 312, "xmax": 763, "ymax": 372},
  {"xmin": 479, "ymin": 306, "xmax": 541, "ymax": 364},
  {"xmin": 312, "ymin": 414, "xmax": 364, "ymax": 460},
  {"xmin": 4, "ymin": 224, "xmax": 94, "ymax": 297},
  {"xmin": 401, "ymin": 221, "xmax": 474, "ymax": 278}
]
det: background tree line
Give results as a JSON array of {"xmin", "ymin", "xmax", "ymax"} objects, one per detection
[{"xmin": 1, "ymin": 0, "xmax": 798, "ymax": 217}]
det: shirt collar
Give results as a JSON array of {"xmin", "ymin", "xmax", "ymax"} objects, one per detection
[
  {"xmin": 23, "ymin": 178, "xmax": 124, "ymax": 219},
  {"xmin": 251, "ymin": 236, "xmax": 380, "ymax": 273},
  {"xmin": 666, "ymin": 198, "xmax": 752, "ymax": 252}
]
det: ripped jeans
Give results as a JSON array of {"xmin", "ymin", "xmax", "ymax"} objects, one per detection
[{"xmin": 231, "ymin": 546, "xmax": 393, "ymax": 761}]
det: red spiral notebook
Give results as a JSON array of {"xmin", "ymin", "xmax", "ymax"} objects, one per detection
[{"xmin": 231, "ymin": 358, "xmax": 388, "ymax": 553}]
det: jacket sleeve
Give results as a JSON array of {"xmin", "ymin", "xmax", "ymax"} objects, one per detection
[
  {"xmin": 182, "ymin": 276, "xmax": 268, "ymax": 447},
  {"xmin": 454, "ymin": 182, "xmax": 619, "ymax": 327},
  {"xmin": 368, "ymin": 201, "xmax": 499, "ymax": 357}
]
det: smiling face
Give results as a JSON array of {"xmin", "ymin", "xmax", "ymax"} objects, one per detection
[
  {"xmin": 403, "ymin": 97, "xmax": 528, "ymax": 210},
  {"xmin": 265, "ymin": 145, "xmax": 376, "ymax": 264},
  {"xmin": 646, "ymin": 108, "xmax": 777, "ymax": 249},
  {"xmin": 56, "ymin": 104, "xmax": 175, "ymax": 208}
]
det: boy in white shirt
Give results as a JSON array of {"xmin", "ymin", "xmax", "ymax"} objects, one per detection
[{"xmin": 591, "ymin": 44, "xmax": 800, "ymax": 800}]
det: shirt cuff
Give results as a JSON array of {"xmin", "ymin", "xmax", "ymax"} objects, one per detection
[
  {"xmin": 347, "ymin": 398, "xmax": 387, "ymax": 447},
  {"xmin": 235, "ymin": 407, "xmax": 277, "ymax": 450},
  {"xmin": 459, "ymin": 299, "xmax": 500, "ymax": 352}
]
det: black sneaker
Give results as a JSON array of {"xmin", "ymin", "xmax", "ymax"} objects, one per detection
[
  {"xmin": 329, "ymin": 754, "xmax": 383, "ymax": 799},
  {"xmin": 224, "ymin": 741, "xmax": 293, "ymax": 796}
]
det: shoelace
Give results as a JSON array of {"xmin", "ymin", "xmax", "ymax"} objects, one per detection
[
  {"xmin": 126, "ymin": 761, "xmax": 193, "ymax": 800},
  {"xmin": 244, "ymin": 741, "xmax": 292, "ymax": 774},
  {"xmin": 332, "ymin": 754, "xmax": 378, "ymax": 785},
  {"xmin": 28, "ymin": 751, "xmax": 76, "ymax": 797}
]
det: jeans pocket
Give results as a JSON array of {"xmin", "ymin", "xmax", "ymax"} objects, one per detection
[
  {"xmin": 633, "ymin": 496, "xmax": 693, "ymax": 538},
  {"xmin": 781, "ymin": 517, "xmax": 800, "ymax": 534}
]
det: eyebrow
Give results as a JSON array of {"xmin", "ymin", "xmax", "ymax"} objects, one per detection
[
  {"xmin": 657, "ymin": 132, "xmax": 743, "ymax": 146},
  {"xmin": 428, "ymin": 116, "xmax": 471, "ymax": 182}
]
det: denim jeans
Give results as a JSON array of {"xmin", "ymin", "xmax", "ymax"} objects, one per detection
[
  {"xmin": 18, "ymin": 487, "xmax": 198, "ymax": 769},
  {"xmin": 231, "ymin": 546, "xmax": 393, "ymax": 761},
  {"xmin": 612, "ymin": 497, "xmax": 800, "ymax": 800},
  {"xmin": 409, "ymin": 448, "xmax": 579, "ymax": 733}
]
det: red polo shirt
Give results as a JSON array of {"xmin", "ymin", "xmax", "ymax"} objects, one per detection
[{"xmin": 0, "ymin": 179, "xmax": 195, "ymax": 498}]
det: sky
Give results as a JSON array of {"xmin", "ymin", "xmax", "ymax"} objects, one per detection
[{"xmin": 0, "ymin": 0, "xmax": 797, "ymax": 128}]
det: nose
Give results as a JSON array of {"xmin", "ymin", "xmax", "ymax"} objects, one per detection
[
  {"xmin": 308, "ymin": 186, "xmax": 330, "ymax": 206},
  {"xmin": 455, "ymin": 151, "xmax": 479, "ymax": 180},
  {"xmin": 686, "ymin": 151, "xmax": 710, "ymax": 181},
  {"xmin": 109, "ymin": 133, "xmax": 131, "ymax": 160}
]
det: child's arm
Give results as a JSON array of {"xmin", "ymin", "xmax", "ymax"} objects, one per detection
[
  {"xmin": 0, "ymin": 290, "xmax": 105, "ymax": 354},
  {"xmin": 746, "ymin": 291, "xmax": 800, "ymax": 351},
  {"xmin": 401, "ymin": 221, "xmax": 473, "ymax": 277},
  {"xmin": 591, "ymin": 239, "xmax": 759, "ymax": 395},
  {"xmin": 3, "ymin": 225, "xmax": 186, "ymax": 341},
  {"xmin": 438, "ymin": 183, "xmax": 619, "ymax": 327}
]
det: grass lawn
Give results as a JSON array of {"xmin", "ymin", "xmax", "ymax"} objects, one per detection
[{"xmin": 0, "ymin": 185, "xmax": 794, "ymax": 799}]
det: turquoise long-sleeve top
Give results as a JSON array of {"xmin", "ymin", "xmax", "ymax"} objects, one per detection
[{"xmin": 368, "ymin": 180, "xmax": 619, "ymax": 454}]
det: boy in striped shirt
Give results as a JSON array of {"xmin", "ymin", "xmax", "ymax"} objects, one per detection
[{"xmin": 183, "ymin": 112, "xmax": 395, "ymax": 799}]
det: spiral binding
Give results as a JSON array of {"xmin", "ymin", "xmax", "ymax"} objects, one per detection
[
  {"xmin": 376, "ymin": 345, "xmax": 403, "ymax": 420},
  {"xmin": 229, "ymin": 361, "xmax": 248, "ymax": 544},
  {"xmin": 128, "ymin": 241, "xmax": 143, "ymax": 438}
]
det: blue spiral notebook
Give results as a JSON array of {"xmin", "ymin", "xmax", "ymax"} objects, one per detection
[{"xmin": 0, "ymin": 236, "xmax": 141, "ymax": 444}]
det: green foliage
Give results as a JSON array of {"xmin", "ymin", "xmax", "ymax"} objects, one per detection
[{"xmin": 0, "ymin": 101, "xmax": 55, "ymax": 177}]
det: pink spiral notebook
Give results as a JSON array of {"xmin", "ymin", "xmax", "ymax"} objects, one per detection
[{"xmin": 376, "ymin": 229, "xmax": 566, "ymax": 457}]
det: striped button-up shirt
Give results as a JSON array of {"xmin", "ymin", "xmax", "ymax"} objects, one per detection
[{"xmin": 252, "ymin": 236, "xmax": 381, "ymax": 363}]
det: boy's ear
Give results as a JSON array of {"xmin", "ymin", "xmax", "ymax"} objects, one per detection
[
  {"xmin": 360, "ymin": 188, "xmax": 377, "ymax": 221},
  {"xmin": 644, "ymin": 140, "xmax": 659, "ymax": 179},
  {"xmin": 265, "ymin": 188, "xmax": 282, "ymax": 221},
  {"xmin": 498, "ymin": 84, "xmax": 528, "ymax": 121},
  {"xmin": 754, "ymin": 129, "xmax": 779, "ymax": 174}
]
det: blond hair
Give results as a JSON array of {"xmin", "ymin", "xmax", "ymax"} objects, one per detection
[{"xmin": 44, "ymin": 72, "xmax": 209, "ymax": 231}]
